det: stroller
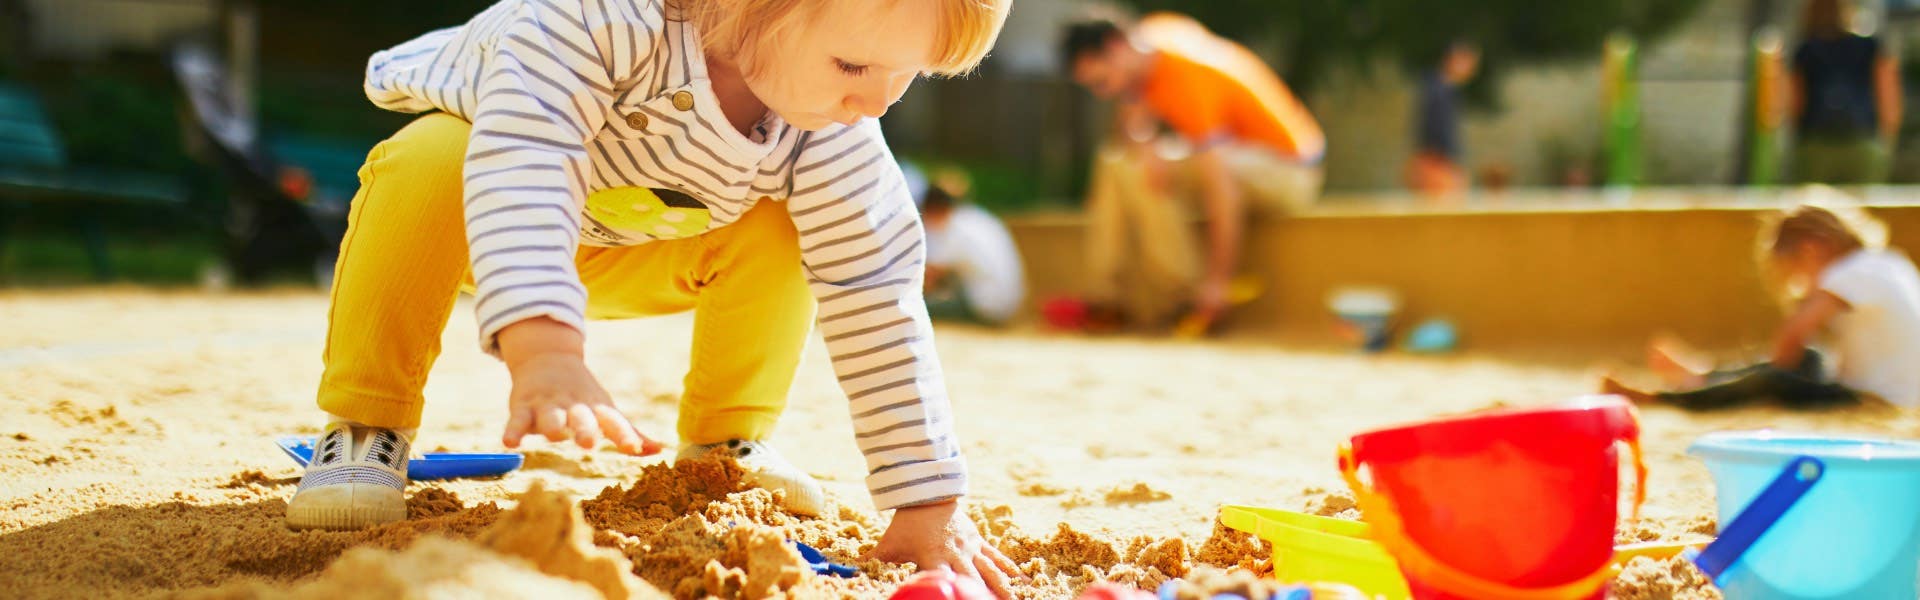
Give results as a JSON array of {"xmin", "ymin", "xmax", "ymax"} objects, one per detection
[{"xmin": 171, "ymin": 43, "xmax": 351, "ymax": 286}]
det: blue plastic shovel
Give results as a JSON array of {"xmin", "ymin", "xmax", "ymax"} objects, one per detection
[
  {"xmin": 276, "ymin": 436, "xmax": 523, "ymax": 480},
  {"xmin": 791, "ymin": 541, "xmax": 859, "ymax": 578}
]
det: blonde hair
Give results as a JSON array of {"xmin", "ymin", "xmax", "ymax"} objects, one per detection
[
  {"xmin": 1755, "ymin": 195, "xmax": 1885, "ymax": 298},
  {"xmin": 671, "ymin": 0, "xmax": 1011, "ymax": 78}
]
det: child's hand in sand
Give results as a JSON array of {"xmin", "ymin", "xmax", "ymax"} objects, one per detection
[
  {"xmin": 498, "ymin": 318, "xmax": 663, "ymax": 456},
  {"xmin": 869, "ymin": 500, "xmax": 1023, "ymax": 599}
]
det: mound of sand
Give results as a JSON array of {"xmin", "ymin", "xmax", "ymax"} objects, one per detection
[
  {"xmin": 184, "ymin": 537, "xmax": 610, "ymax": 600},
  {"xmin": 184, "ymin": 482, "xmax": 657, "ymax": 600},
  {"xmin": 1611, "ymin": 556, "xmax": 1723, "ymax": 600},
  {"xmin": 574, "ymin": 455, "xmax": 1260, "ymax": 598},
  {"xmin": 477, "ymin": 482, "xmax": 660, "ymax": 599}
]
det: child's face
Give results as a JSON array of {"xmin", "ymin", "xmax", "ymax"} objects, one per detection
[
  {"xmin": 1072, "ymin": 40, "xmax": 1139, "ymax": 100},
  {"xmin": 1444, "ymin": 47, "xmax": 1480, "ymax": 84},
  {"xmin": 747, "ymin": 0, "xmax": 940, "ymax": 131},
  {"xmin": 1773, "ymin": 240, "xmax": 1838, "ymax": 286}
]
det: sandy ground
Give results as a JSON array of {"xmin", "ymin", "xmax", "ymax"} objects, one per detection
[{"xmin": 1, "ymin": 289, "xmax": 1913, "ymax": 599}]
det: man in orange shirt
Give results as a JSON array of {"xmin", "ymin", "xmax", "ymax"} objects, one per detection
[{"xmin": 1062, "ymin": 14, "xmax": 1326, "ymax": 332}]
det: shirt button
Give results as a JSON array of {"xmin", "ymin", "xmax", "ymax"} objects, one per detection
[
  {"xmin": 624, "ymin": 112, "xmax": 648, "ymax": 130},
  {"xmin": 672, "ymin": 91, "xmax": 695, "ymax": 111}
]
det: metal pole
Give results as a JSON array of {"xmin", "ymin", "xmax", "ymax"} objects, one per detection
[
  {"xmin": 223, "ymin": 0, "xmax": 259, "ymax": 156},
  {"xmin": 1732, "ymin": 0, "xmax": 1779, "ymax": 184}
]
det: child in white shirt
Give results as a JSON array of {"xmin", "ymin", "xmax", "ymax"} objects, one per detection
[{"xmin": 1605, "ymin": 202, "xmax": 1920, "ymax": 409}]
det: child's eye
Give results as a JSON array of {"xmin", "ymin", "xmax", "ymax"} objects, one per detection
[{"xmin": 834, "ymin": 58, "xmax": 869, "ymax": 76}]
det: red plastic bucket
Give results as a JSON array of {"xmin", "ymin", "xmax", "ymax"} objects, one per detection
[{"xmin": 1339, "ymin": 396, "xmax": 1645, "ymax": 600}]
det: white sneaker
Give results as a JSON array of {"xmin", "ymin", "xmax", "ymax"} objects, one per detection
[
  {"xmin": 679, "ymin": 439, "xmax": 829, "ymax": 517},
  {"xmin": 285, "ymin": 421, "xmax": 411, "ymax": 530}
]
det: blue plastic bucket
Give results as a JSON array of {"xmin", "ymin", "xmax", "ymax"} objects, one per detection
[{"xmin": 1689, "ymin": 431, "xmax": 1920, "ymax": 599}]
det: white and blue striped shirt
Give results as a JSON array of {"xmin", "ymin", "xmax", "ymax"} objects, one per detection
[{"xmin": 364, "ymin": 0, "xmax": 964, "ymax": 509}]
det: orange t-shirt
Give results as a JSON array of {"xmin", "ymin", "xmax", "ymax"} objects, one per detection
[{"xmin": 1134, "ymin": 13, "xmax": 1325, "ymax": 162}]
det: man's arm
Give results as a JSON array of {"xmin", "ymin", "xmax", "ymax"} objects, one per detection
[
  {"xmin": 1116, "ymin": 100, "xmax": 1172, "ymax": 192},
  {"xmin": 1190, "ymin": 147, "xmax": 1243, "ymax": 314},
  {"xmin": 1876, "ymin": 54, "xmax": 1903, "ymax": 143}
]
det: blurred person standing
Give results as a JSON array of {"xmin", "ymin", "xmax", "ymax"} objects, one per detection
[
  {"xmin": 1060, "ymin": 13, "xmax": 1325, "ymax": 333},
  {"xmin": 1407, "ymin": 41, "xmax": 1479, "ymax": 198},
  {"xmin": 1789, "ymin": 0, "xmax": 1902, "ymax": 184}
]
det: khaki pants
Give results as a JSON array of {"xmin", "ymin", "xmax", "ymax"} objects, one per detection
[{"xmin": 1084, "ymin": 142, "xmax": 1322, "ymax": 325}]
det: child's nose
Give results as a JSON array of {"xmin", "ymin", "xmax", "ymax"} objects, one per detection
[
  {"xmin": 847, "ymin": 94, "xmax": 889, "ymax": 120},
  {"xmin": 849, "ymin": 74, "xmax": 914, "ymax": 120}
]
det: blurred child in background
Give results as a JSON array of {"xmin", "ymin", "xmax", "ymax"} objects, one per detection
[
  {"xmin": 1407, "ymin": 41, "xmax": 1479, "ymax": 199},
  {"xmin": 920, "ymin": 179, "xmax": 1025, "ymax": 326},
  {"xmin": 1604, "ymin": 201, "xmax": 1920, "ymax": 410}
]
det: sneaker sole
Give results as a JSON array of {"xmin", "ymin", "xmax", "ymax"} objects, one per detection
[{"xmin": 285, "ymin": 504, "xmax": 408, "ymax": 531}]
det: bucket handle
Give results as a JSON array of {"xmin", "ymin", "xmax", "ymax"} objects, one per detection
[
  {"xmin": 1621, "ymin": 437, "xmax": 1648, "ymax": 523},
  {"xmin": 1684, "ymin": 455, "xmax": 1824, "ymax": 583},
  {"xmin": 1339, "ymin": 439, "xmax": 1648, "ymax": 600}
]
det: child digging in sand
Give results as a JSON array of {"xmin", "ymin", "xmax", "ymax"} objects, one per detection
[
  {"xmin": 1604, "ymin": 202, "xmax": 1920, "ymax": 410},
  {"xmin": 285, "ymin": 0, "xmax": 1021, "ymax": 591}
]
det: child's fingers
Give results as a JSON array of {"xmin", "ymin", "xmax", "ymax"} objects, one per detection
[
  {"xmin": 535, "ymin": 405, "xmax": 571, "ymax": 442},
  {"xmin": 945, "ymin": 556, "xmax": 980, "ymax": 580},
  {"xmin": 502, "ymin": 407, "xmax": 534, "ymax": 448},
  {"xmin": 590, "ymin": 404, "xmax": 645, "ymax": 454},
  {"xmin": 973, "ymin": 554, "xmax": 1013, "ymax": 600},
  {"xmin": 986, "ymin": 545, "xmax": 1025, "ymax": 580},
  {"xmin": 567, "ymin": 404, "xmax": 600, "ymax": 449}
]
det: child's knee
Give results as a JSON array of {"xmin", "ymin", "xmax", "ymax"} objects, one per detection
[{"xmin": 367, "ymin": 114, "xmax": 472, "ymax": 190}]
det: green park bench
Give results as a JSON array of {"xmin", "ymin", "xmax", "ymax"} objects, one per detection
[{"xmin": 0, "ymin": 82, "xmax": 189, "ymax": 280}]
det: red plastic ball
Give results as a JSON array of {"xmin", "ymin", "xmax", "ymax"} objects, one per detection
[
  {"xmin": 1040, "ymin": 296, "xmax": 1089, "ymax": 331},
  {"xmin": 887, "ymin": 570, "xmax": 995, "ymax": 600}
]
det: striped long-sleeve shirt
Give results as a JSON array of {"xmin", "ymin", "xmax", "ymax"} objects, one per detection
[{"xmin": 363, "ymin": 0, "xmax": 964, "ymax": 510}]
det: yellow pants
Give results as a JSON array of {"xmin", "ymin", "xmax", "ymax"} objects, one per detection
[{"xmin": 317, "ymin": 113, "xmax": 815, "ymax": 445}]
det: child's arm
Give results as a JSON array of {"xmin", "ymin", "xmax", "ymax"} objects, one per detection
[
  {"xmin": 456, "ymin": 8, "xmax": 619, "ymax": 353},
  {"xmin": 1771, "ymin": 290, "xmax": 1848, "ymax": 370},
  {"xmin": 786, "ymin": 121, "xmax": 966, "ymax": 511},
  {"xmin": 784, "ymin": 121, "xmax": 1019, "ymax": 591}
]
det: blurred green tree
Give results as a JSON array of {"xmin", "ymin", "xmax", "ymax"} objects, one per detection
[{"xmin": 1118, "ymin": 0, "xmax": 1710, "ymax": 101}]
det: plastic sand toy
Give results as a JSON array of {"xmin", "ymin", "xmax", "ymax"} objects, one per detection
[
  {"xmin": 276, "ymin": 435, "xmax": 522, "ymax": 480},
  {"xmin": 1690, "ymin": 432, "xmax": 1920, "ymax": 599},
  {"xmin": 1220, "ymin": 505, "xmax": 1712, "ymax": 599},
  {"xmin": 886, "ymin": 569, "xmax": 995, "ymax": 600},
  {"xmin": 790, "ymin": 540, "xmax": 858, "ymax": 578},
  {"xmin": 1338, "ymin": 396, "xmax": 1643, "ymax": 599},
  {"xmin": 1327, "ymin": 287, "xmax": 1399, "ymax": 352}
]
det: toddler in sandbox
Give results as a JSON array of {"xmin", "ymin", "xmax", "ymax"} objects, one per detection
[
  {"xmin": 1603, "ymin": 201, "xmax": 1920, "ymax": 410},
  {"xmin": 283, "ymin": 0, "xmax": 1020, "ymax": 591}
]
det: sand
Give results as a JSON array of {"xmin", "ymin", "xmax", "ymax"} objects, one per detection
[{"xmin": 3, "ymin": 289, "xmax": 1915, "ymax": 599}]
